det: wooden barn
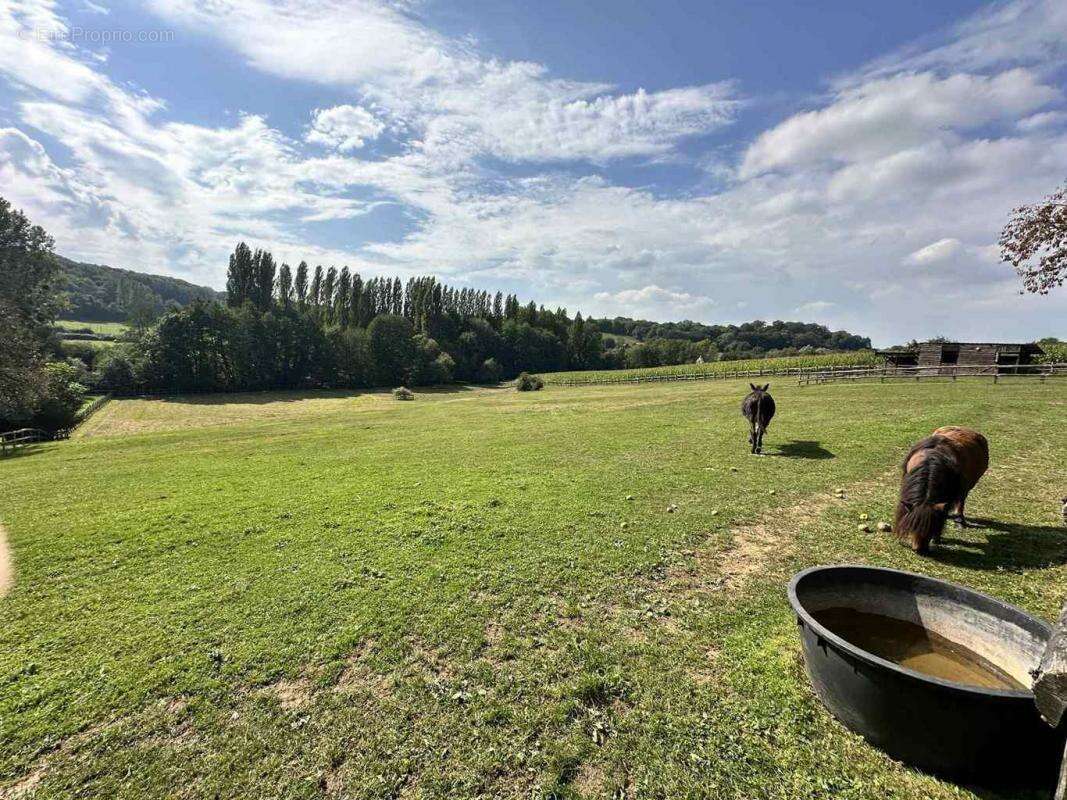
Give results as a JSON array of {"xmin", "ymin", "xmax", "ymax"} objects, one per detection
[{"xmin": 876, "ymin": 342, "xmax": 1044, "ymax": 372}]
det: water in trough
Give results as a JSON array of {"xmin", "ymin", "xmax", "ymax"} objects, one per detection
[{"xmin": 813, "ymin": 607, "xmax": 1025, "ymax": 691}]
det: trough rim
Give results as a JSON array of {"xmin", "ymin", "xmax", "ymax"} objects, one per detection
[{"xmin": 788, "ymin": 563, "xmax": 1051, "ymax": 700}]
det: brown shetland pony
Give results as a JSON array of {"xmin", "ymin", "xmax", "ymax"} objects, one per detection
[{"xmin": 894, "ymin": 426, "xmax": 989, "ymax": 553}]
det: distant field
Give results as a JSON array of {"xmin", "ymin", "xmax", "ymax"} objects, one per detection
[
  {"xmin": 55, "ymin": 320, "xmax": 128, "ymax": 336},
  {"xmin": 59, "ymin": 339, "xmax": 116, "ymax": 352},
  {"xmin": 540, "ymin": 351, "xmax": 881, "ymax": 384},
  {"xmin": 2, "ymin": 380, "xmax": 1065, "ymax": 799},
  {"xmin": 72, "ymin": 388, "xmax": 480, "ymax": 439}
]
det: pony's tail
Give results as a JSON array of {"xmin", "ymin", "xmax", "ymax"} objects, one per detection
[{"xmin": 894, "ymin": 502, "xmax": 946, "ymax": 553}]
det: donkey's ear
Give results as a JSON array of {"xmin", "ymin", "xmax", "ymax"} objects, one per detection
[
  {"xmin": 763, "ymin": 383, "xmax": 770, "ymax": 391},
  {"xmin": 749, "ymin": 383, "xmax": 758, "ymax": 391}
]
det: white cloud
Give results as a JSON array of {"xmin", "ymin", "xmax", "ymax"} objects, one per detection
[
  {"xmin": 794, "ymin": 300, "xmax": 835, "ymax": 315},
  {"xmin": 741, "ymin": 69, "xmax": 1058, "ymax": 177},
  {"xmin": 305, "ymin": 105, "xmax": 385, "ymax": 152},
  {"xmin": 905, "ymin": 238, "xmax": 963, "ymax": 265},
  {"xmin": 145, "ymin": 0, "xmax": 739, "ymax": 164},
  {"xmin": 595, "ymin": 285, "xmax": 714, "ymax": 308},
  {"xmin": 853, "ymin": 0, "xmax": 1067, "ymax": 80},
  {"xmin": 1017, "ymin": 110, "xmax": 1067, "ymax": 131}
]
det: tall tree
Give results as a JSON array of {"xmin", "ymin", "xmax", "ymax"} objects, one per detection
[
  {"xmin": 309, "ymin": 265, "xmax": 324, "ymax": 311},
  {"xmin": 0, "ymin": 197, "xmax": 60, "ymax": 423},
  {"xmin": 277, "ymin": 263, "xmax": 293, "ymax": 308},
  {"xmin": 322, "ymin": 267, "xmax": 338, "ymax": 323},
  {"xmin": 226, "ymin": 242, "xmax": 254, "ymax": 307},
  {"xmin": 120, "ymin": 278, "xmax": 159, "ymax": 330},
  {"xmin": 252, "ymin": 249, "xmax": 276, "ymax": 311},
  {"xmin": 349, "ymin": 273, "xmax": 363, "ymax": 328},
  {"xmin": 367, "ymin": 314, "xmax": 416, "ymax": 386},
  {"xmin": 294, "ymin": 261, "xmax": 309, "ymax": 308},
  {"xmin": 335, "ymin": 267, "xmax": 351, "ymax": 328},
  {"xmin": 1001, "ymin": 180, "xmax": 1067, "ymax": 294}
]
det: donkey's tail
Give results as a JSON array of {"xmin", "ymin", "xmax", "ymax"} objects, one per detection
[{"xmin": 893, "ymin": 502, "xmax": 946, "ymax": 553}]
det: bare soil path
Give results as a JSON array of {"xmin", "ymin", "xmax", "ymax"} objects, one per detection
[{"xmin": 0, "ymin": 522, "xmax": 12, "ymax": 597}]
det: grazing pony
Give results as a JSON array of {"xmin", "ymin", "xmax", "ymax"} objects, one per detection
[
  {"xmin": 894, "ymin": 426, "xmax": 989, "ymax": 553},
  {"xmin": 741, "ymin": 383, "xmax": 775, "ymax": 454}
]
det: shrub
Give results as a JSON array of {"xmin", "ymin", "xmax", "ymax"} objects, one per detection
[
  {"xmin": 393, "ymin": 386, "xmax": 415, "ymax": 400},
  {"xmin": 31, "ymin": 362, "xmax": 87, "ymax": 432},
  {"xmin": 94, "ymin": 348, "xmax": 139, "ymax": 392},
  {"xmin": 515, "ymin": 372, "xmax": 544, "ymax": 391},
  {"xmin": 477, "ymin": 357, "xmax": 503, "ymax": 384}
]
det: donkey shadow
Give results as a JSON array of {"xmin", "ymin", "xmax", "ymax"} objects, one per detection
[
  {"xmin": 932, "ymin": 518, "xmax": 1067, "ymax": 571},
  {"xmin": 773, "ymin": 440, "xmax": 836, "ymax": 460}
]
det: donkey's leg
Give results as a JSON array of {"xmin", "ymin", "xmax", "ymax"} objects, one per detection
[
  {"xmin": 749, "ymin": 421, "xmax": 757, "ymax": 454},
  {"xmin": 955, "ymin": 492, "xmax": 971, "ymax": 528}
]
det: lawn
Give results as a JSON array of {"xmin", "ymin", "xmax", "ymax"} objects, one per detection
[
  {"xmin": 1, "ymin": 380, "xmax": 1065, "ymax": 799},
  {"xmin": 54, "ymin": 320, "xmax": 129, "ymax": 336}
]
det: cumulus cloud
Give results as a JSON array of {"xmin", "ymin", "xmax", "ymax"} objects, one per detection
[
  {"xmin": 904, "ymin": 238, "xmax": 964, "ymax": 265},
  {"xmin": 740, "ymin": 69, "xmax": 1058, "ymax": 177},
  {"xmin": 144, "ymin": 0, "xmax": 739, "ymax": 163},
  {"xmin": 305, "ymin": 105, "xmax": 385, "ymax": 152},
  {"xmin": 596, "ymin": 285, "xmax": 714, "ymax": 308}
]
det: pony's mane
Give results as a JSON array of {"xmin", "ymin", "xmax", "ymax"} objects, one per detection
[{"xmin": 894, "ymin": 438, "xmax": 962, "ymax": 552}]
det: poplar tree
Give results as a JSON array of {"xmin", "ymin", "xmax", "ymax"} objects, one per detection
[
  {"xmin": 277, "ymin": 263, "xmax": 293, "ymax": 308},
  {"xmin": 310, "ymin": 265, "xmax": 324, "ymax": 311},
  {"xmin": 294, "ymin": 261, "xmax": 309, "ymax": 308},
  {"xmin": 226, "ymin": 242, "xmax": 254, "ymax": 307},
  {"xmin": 335, "ymin": 267, "xmax": 351, "ymax": 328},
  {"xmin": 252, "ymin": 249, "xmax": 276, "ymax": 311},
  {"xmin": 354, "ymin": 275, "xmax": 367, "ymax": 326},
  {"xmin": 322, "ymin": 267, "xmax": 338, "ymax": 323}
]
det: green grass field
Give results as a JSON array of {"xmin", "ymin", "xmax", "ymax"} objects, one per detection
[
  {"xmin": 539, "ymin": 351, "xmax": 881, "ymax": 384},
  {"xmin": 2, "ymin": 380, "xmax": 1065, "ymax": 799},
  {"xmin": 54, "ymin": 320, "xmax": 129, "ymax": 336}
]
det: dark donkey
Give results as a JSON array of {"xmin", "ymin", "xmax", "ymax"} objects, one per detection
[
  {"xmin": 741, "ymin": 383, "xmax": 775, "ymax": 454},
  {"xmin": 894, "ymin": 426, "xmax": 988, "ymax": 553}
]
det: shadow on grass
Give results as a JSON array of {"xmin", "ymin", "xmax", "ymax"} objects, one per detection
[
  {"xmin": 773, "ymin": 439, "xmax": 836, "ymax": 459},
  {"xmin": 0, "ymin": 444, "xmax": 49, "ymax": 460},
  {"xmin": 933, "ymin": 518, "xmax": 1067, "ymax": 571},
  {"xmin": 154, "ymin": 384, "xmax": 499, "ymax": 405}
]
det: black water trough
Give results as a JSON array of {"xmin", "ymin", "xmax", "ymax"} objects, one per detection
[{"xmin": 788, "ymin": 565, "xmax": 1066, "ymax": 788}]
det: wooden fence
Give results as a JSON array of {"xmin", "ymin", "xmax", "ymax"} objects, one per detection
[
  {"xmin": 0, "ymin": 395, "xmax": 111, "ymax": 454},
  {"xmin": 798, "ymin": 363, "xmax": 1067, "ymax": 386},
  {"xmin": 0, "ymin": 428, "xmax": 50, "ymax": 455},
  {"xmin": 546, "ymin": 364, "xmax": 872, "ymax": 387}
]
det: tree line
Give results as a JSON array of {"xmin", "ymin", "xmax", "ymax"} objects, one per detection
[
  {"xmin": 89, "ymin": 241, "xmax": 604, "ymax": 395},
  {"xmin": 4, "ymin": 189, "xmax": 879, "ymax": 430}
]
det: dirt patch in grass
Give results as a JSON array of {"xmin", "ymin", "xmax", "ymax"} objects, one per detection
[
  {"xmin": 0, "ymin": 764, "xmax": 44, "ymax": 799},
  {"xmin": 260, "ymin": 677, "xmax": 315, "ymax": 711},
  {"xmin": 670, "ymin": 471, "xmax": 895, "ymax": 599},
  {"xmin": 572, "ymin": 761, "xmax": 608, "ymax": 796},
  {"xmin": 0, "ymin": 523, "xmax": 12, "ymax": 598},
  {"xmin": 335, "ymin": 641, "xmax": 394, "ymax": 698}
]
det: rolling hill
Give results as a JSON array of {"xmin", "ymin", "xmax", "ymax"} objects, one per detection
[{"xmin": 57, "ymin": 256, "xmax": 223, "ymax": 322}]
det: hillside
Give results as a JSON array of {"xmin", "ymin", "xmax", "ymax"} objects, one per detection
[{"xmin": 57, "ymin": 256, "xmax": 223, "ymax": 322}]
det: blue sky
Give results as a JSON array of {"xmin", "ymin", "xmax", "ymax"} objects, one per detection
[{"xmin": 1, "ymin": 0, "xmax": 1065, "ymax": 345}]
